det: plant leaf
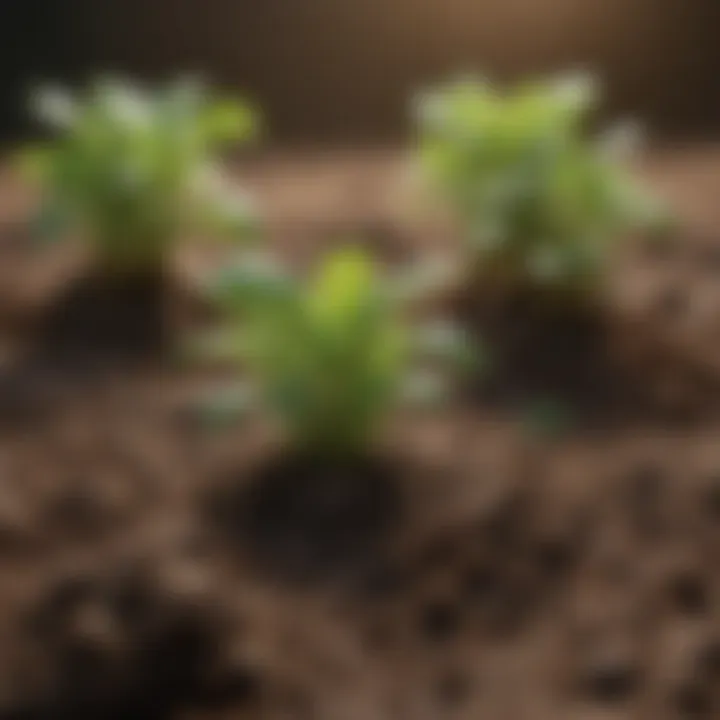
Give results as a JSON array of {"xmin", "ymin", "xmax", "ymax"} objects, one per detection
[
  {"xmin": 307, "ymin": 247, "xmax": 376, "ymax": 327},
  {"xmin": 206, "ymin": 253, "xmax": 294, "ymax": 311},
  {"xmin": 201, "ymin": 99, "xmax": 258, "ymax": 145},
  {"xmin": 31, "ymin": 85, "xmax": 77, "ymax": 128}
]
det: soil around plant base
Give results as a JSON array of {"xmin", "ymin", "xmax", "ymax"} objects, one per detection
[
  {"xmin": 32, "ymin": 270, "xmax": 207, "ymax": 369},
  {"xmin": 211, "ymin": 451, "xmax": 404, "ymax": 585},
  {"xmin": 463, "ymin": 287, "xmax": 720, "ymax": 429}
]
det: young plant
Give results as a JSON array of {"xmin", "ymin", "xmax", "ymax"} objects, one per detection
[
  {"xmin": 22, "ymin": 76, "xmax": 257, "ymax": 277},
  {"xmin": 415, "ymin": 73, "xmax": 669, "ymax": 299},
  {"xmin": 200, "ymin": 247, "xmax": 473, "ymax": 457}
]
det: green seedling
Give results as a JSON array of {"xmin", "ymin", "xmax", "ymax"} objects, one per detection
[
  {"xmin": 415, "ymin": 72, "xmax": 669, "ymax": 299},
  {"xmin": 22, "ymin": 76, "xmax": 258, "ymax": 276},
  {"xmin": 200, "ymin": 247, "xmax": 475, "ymax": 454}
]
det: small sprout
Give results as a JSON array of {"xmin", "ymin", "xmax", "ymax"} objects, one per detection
[
  {"xmin": 21, "ymin": 76, "xmax": 259, "ymax": 275},
  {"xmin": 202, "ymin": 247, "xmax": 474, "ymax": 455},
  {"xmin": 414, "ymin": 72, "xmax": 671, "ymax": 297}
]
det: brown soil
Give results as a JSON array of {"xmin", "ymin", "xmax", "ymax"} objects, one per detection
[
  {"xmin": 214, "ymin": 452, "xmax": 403, "ymax": 586},
  {"xmin": 464, "ymin": 287, "xmax": 720, "ymax": 430},
  {"xmin": 1, "ymin": 148, "xmax": 720, "ymax": 719},
  {"xmin": 39, "ymin": 272, "xmax": 169, "ymax": 354}
]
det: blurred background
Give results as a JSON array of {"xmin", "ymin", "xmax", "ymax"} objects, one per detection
[{"xmin": 2, "ymin": 0, "xmax": 720, "ymax": 145}]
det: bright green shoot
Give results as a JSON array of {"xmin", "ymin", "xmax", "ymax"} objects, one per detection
[
  {"xmin": 202, "ymin": 248, "xmax": 474, "ymax": 456},
  {"xmin": 415, "ymin": 72, "xmax": 669, "ymax": 296},
  {"xmin": 22, "ymin": 76, "xmax": 258, "ymax": 275}
]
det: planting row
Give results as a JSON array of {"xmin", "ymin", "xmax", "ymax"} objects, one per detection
[{"xmin": 14, "ymin": 72, "xmax": 670, "ymax": 460}]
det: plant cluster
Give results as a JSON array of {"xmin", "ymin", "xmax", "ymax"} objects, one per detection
[
  {"xmin": 22, "ymin": 76, "xmax": 257, "ymax": 275},
  {"xmin": 415, "ymin": 73, "xmax": 668, "ymax": 296},
  {"xmin": 15, "ymin": 72, "xmax": 670, "ymax": 460},
  {"xmin": 201, "ymin": 248, "xmax": 473, "ymax": 455}
]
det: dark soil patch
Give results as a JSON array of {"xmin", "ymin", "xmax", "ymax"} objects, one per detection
[
  {"xmin": 213, "ymin": 452, "xmax": 403, "ymax": 585},
  {"xmin": 0, "ymin": 363, "xmax": 53, "ymax": 428},
  {"xmin": 32, "ymin": 271, "xmax": 206, "ymax": 370},
  {"xmin": 418, "ymin": 600, "xmax": 461, "ymax": 642},
  {"xmin": 578, "ymin": 657, "xmax": 641, "ymax": 705},
  {"xmin": 463, "ymin": 290, "xmax": 719, "ymax": 428},
  {"xmin": 6, "ymin": 566, "xmax": 261, "ymax": 720}
]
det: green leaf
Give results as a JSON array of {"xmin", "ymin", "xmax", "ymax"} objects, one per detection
[
  {"xmin": 24, "ymin": 76, "xmax": 258, "ymax": 274},
  {"xmin": 199, "ymin": 186, "xmax": 258, "ymax": 243},
  {"xmin": 31, "ymin": 85, "xmax": 77, "ymax": 128},
  {"xmin": 307, "ymin": 247, "xmax": 376, "ymax": 326},
  {"xmin": 16, "ymin": 145, "xmax": 53, "ymax": 183},
  {"xmin": 201, "ymin": 99, "xmax": 258, "ymax": 145},
  {"xmin": 206, "ymin": 245, "xmax": 462, "ymax": 456},
  {"xmin": 550, "ymin": 71, "xmax": 598, "ymax": 114},
  {"xmin": 206, "ymin": 253, "xmax": 294, "ymax": 311},
  {"xmin": 415, "ymin": 71, "xmax": 668, "ymax": 295}
]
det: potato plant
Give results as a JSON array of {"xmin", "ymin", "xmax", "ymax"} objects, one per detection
[
  {"xmin": 22, "ymin": 76, "xmax": 257, "ymax": 277},
  {"xmin": 415, "ymin": 73, "xmax": 668, "ymax": 299},
  {"xmin": 202, "ymin": 248, "xmax": 474, "ymax": 456}
]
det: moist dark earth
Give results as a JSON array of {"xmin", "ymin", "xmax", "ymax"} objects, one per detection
[{"xmin": 1, "ymin": 147, "xmax": 720, "ymax": 719}]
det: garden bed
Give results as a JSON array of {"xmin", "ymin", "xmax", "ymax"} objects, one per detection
[{"xmin": 0, "ymin": 146, "xmax": 720, "ymax": 719}]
